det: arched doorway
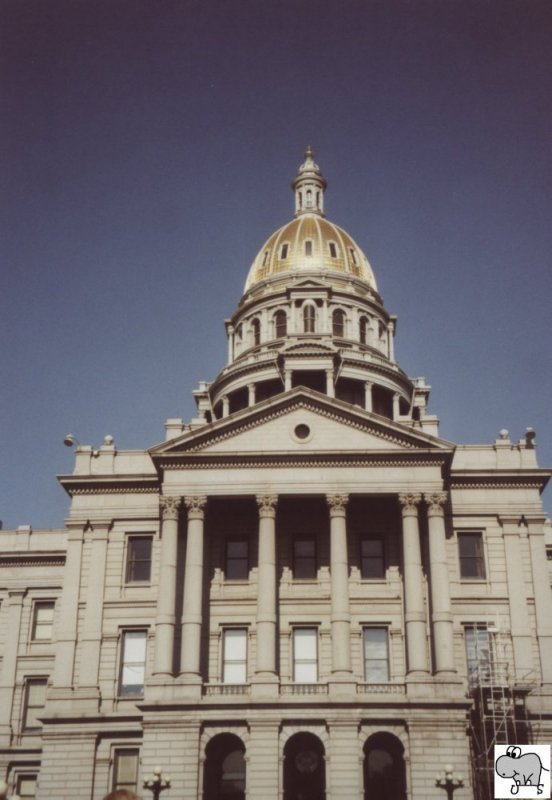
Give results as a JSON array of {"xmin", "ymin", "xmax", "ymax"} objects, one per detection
[
  {"xmin": 284, "ymin": 731, "xmax": 326, "ymax": 800},
  {"xmin": 204, "ymin": 733, "xmax": 246, "ymax": 800},
  {"xmin": 363, "ymin": 732, "xmax": 407, "ymax": 800}
]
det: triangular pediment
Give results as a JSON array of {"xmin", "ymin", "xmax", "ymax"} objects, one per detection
[{"xmin": 150, "ymin": 388, "xmax": 453, "ymax": 462}]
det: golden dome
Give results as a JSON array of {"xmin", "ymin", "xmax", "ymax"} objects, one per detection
[{"xmin": 244, "ymin": 212, "xmax": 377, "ymax": 292}]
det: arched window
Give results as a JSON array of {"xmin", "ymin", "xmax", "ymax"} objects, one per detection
[
  {"xmin": 284, "ymin": 732, "xmax": 325, "ymax": 800},
  {"xmin": 332, "ymin": 309, "xmax": 345, "ymax": 337},
  {"xmin": 303, "ymin": 304, "xmax": 316, "ymax": 333},
  {"xmin": 204, "ymin": 733, "xmax": 246, "ymax": 800},
  {"xmin": 359, "ymin": 316, "xmax": 368, "ymax": 345},
  {"xmin": 363, "ymin": 733, "xmax": 406, "ymax": 800},
  {"xmin": 306, "ymin": 189, "xmax": 313, "ymax": 208},
  {"xmin": 274, "ymin": 310, "xmax": 287, "ymax": 338},
  {"xmin": 251, "ymin": 319, "xmax": 260, "ymax": 346}
]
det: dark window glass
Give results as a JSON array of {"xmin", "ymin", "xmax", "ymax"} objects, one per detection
[
  {"xmin": 252, "ymin": 319, "xmax": 260, "ymax": 346},
  {"xmin": 305, "ymin": 240, "xmax": 313, "ymax": 256},
  {"xmin": 23, "ymin": 678, "xmax": 47, "ymax": 730},
  {"xmin": 359, "ymin": 316, "xmax": 368, "ymax": 344},
  {"xmin": 458, "ymin": 532, "xmax": 486, "ymax": 579},
  {"xmin": 280, "ymin": 243, "xmax": 289, "ymax": 259},
  {"xmin": 349, "ymin": 247, "xmax": 357, "ymax": 265},
  {"xmin": 293, "ymin": 538, "xmax": 316, "ymax": 579},
  {"xmin": 360, "ymin": 539, "xmax": 385, "ymax": 579},
  {"xmin": 114, "ymin": 749, "xmax": 139, "ymax": 791},
  {"xmin": 332, "ymin": 309, "xmax": 345, "ymax": 337},
  {"xmin": 329, "ymin": 242, "xmax": 337, "ymax": 258},
  {"xmin": 226, "ymin": 540, "xmax": 249, "ymax": 580},
  {"xmin": 126, "ymin": 536, "xmax": 152, "ymax": 582},
  {"xmin": 303, "ymin": 305, "xmax": 315, "ymax": 333},
  {"xmin": 275, "ymin": 310, "xmax": 287, "ymax": 338}
]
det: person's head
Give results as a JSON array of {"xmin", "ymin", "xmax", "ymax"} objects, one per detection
[{"xmin": 102, "ymin": 791, "xmax": 140, "ymax": 800}]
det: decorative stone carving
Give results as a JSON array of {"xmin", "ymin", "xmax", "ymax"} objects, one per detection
[
  {"xmin": 326, "ymin": 493, "xmax": 349, "ymax": 516},
  {"xmin": 424, "ymin": 491, "xmax": 448, "ymax": 515},
  {"xmin": 398, "ymin": 492, "xmax": 422, "ymax": 515},
  {"xmin": 159, "ymin": 495, "xmax": 181, "ymax": 520},
  {"xmin": 256, "ymin": 494, "xmax": 278, "ymax": 516},
  {"xmin": 184, "ymin": 495, "xmax": 207, "ymax": 517}
]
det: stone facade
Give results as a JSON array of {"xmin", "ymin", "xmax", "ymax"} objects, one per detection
[{"xmin": 1, "ymin": 150, "xmax": 551, "ymax": 800}]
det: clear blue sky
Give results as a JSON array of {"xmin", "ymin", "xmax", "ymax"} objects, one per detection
[{"xmin": 2, "ymin": 0, "xmax": 551, "ymax": 528}]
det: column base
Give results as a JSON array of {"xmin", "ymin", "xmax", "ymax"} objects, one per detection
[
  {"xmin": 329, "ymin": 674, "xmax": 356, "ymax": 699},
  {"xmin": 174, "ymin": 673, "xmax": 203, "ymax": 700}
]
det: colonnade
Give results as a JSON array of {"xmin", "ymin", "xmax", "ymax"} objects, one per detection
[{"xmin": 153, "ymin": 490, "xmax": 455, "ymax": 685}]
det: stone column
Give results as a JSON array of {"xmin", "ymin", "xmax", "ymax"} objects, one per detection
[
  {"xmin": 180, "ymin": 495, "xmax": 207, "ymax": 685},
  {"xmin": 284, "ymin": 369, "xmax": 292, "ymax": 391},
  {"xmin": 222, "ymin": 396, "xmax": 230, "ymax": 417},
  {"xmin": 248, "ymin": 383, "xmax": 256, "ymax": 406},
  {"xmin": 52, "ymin": 524, "xmax": 85, "ymax": 688},
  {"xmin": 399, "ymin": 493, "xmax": 429, "ymax": 675},
  {"xmin": 387, "ymin": 320, "xmax": 395, "ymax": 361},
  {"xmin": 425, "ymin": 493, "xmax": 455, "ymax": 675},
  {"xmin": 527, "ymin": 518, "xmax": 552, "ymax": 683},
  {"xmin": 326, "ymin": 368, "xmax": 335, "ymax": 397},
  {"xmin": 392, "ymin": 392, "xmax": 401, "ymax": 420},
  {"xmin": 153, "ymin": 496, "xmax": 181, "ymax": 677},
  {"xmin": 501, "ymin": 517, "xmax": 534, "ymax": 680},
  {"xmin": 0, "ymin": 590, "xmax": 25, "ymax": 742},
  {"xmin": 78, "ymin": 523, "xmax": 110, "ymax": 691},
  {"xmin": 364, "ymin": 381, "xmax": 373, "ymax": 412},
  {"xmin": 227, "ymin": 324, "xmax": 234, "ymax": 363},
  {"xmin": 327, "ymin": 494, "xmax": 352, "ymax": 676},
  {"xmin": 254, "ymin": 495, "xmax": 278, "ymax": 683}
]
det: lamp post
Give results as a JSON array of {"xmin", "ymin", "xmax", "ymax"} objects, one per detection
[
  {"xmin": 436, "ymin": 764, "xmax": 464, "ymax": 799},
  {"xmin": 143, "ymin": 766, "xmax": 171, "ymax": 800}
]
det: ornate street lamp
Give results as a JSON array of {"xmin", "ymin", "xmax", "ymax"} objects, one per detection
[
  {"xmin": 436, "ymin": 764, "xmax": 464, "ymax": 799},
  {"xmin": 143, "ymin": 766, "xmax": 171, "ymax": 800}
]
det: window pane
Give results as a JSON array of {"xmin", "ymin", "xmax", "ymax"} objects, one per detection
[
  {"xmin": 225, "ymin": 629, "xmax": 247, "ymax": 659},
  {"xmin": 294, "ymin": 628, "xmax": 317, "ymax": 659},
  {"xmin": 226, "ymin": 540, "xmax": 248, "ymax": 579},
  {"xmin": 293, "ymin": 628, "xmax": 317, "ymax": 682},
  {"xmin": 126, "ymin": 536, "xmax": 152, "ymax": 582},
  {"xmin": 223, "ymin": 629, "xmax": 247, "ymax": 684},
  {"xmin": 124, "ymin": 631, "xmax": 147, "ymax": 661},
  {"xmin": 361, "ymin": 539, "xmax": 384, "ymax": 579},
  {"xmin": 294, "ymin": 539, "xmax": 316, "ymax": 579},
  {"xmin": 294, "ymin": 662, "xmax": 317, "ymax": 682},
  {"xmin": 458, "ymin": 533, "xmax": 486, "ymax": 579},
  {"xmin": 223, "ymin": 662, "xmax": 247, "ymax": 683},
  {"xmin": 120, "ymin": 631, "xmax": 146, "ymax": 696},
  {"xmin": 114, "ymin": 749, "xmax": 139, "ymax": 790},
  {"xmin": 364, "ymin": 628, "xmax": 389, "ymax": 682},
  {"xmin": 32, "ymin": 602, "xmax": 55, "ymax": 640},
  {"xmin": 24, "ymin": 679, "xmax": 47, "ymax": 730}
]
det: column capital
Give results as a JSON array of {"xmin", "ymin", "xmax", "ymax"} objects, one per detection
[
  {"xmin": 160, "ymin": 495, "xmax": 181, "ymax": 521},
  {"xmin": 256, "ymin": 494, "xmax": 278, "ymax": 517},
  {"xmin": 184, "ymin": 495, "xmax": 207, "ymax": 519},
  {"xmin": 398, "ymin": 492, "xmax": 422, "ymax": 515},
  {"xmin": 424, "ymin": 491, "xmax": 448, "ymax": 516},
  {"xmin": 326, "ymin": 493, "xmax": 349, "ymax": 516}
]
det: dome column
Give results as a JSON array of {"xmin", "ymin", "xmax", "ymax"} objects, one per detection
[
  {"xmin": 326, "ymin": 369, "xmax": 335, "ymax": 398},
  {"xmin": 364, "ymin": 381, "xmax": 373, "ymax": 412},
  {"xmin": 248, "ymin": 383, "xmax": 256, "ymax": 406}
]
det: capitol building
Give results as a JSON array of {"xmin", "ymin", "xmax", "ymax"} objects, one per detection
[{"xmin": 1, "ymin": 150, "xmax": 551, "ymax": 800}]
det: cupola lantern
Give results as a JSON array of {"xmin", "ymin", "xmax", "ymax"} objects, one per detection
[{"xmin": 292, "ymin": 145, "xmax": 327, "ymax": 216}]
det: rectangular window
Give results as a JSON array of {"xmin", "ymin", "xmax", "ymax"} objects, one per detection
[
  {"xmin": 458, "ymin": 532, "xmax": 486, "ymax": 579},
  {"xmin": 293, "ymin": 538, "xmax": 317, "ymax": 579},
  {"xmin": 31, "ymin": 601, "xmax": 55, "ymax": 641},
  {"xmin": 305, "ymin": 240, "xmax": 313, "ymax": 256},
  {"xmin": 119, "ymin": 631, "xmax": 147, "ymax": 696},
  {"xmin": 225, "ymin": 539, "xmax": 249, "ymax": 580},
  {"xmin": 125, "ymin": 536, "xmax": 153, "ymax": 582},
  {"xmin": 329, "ymin": 242, "xmax": 337, "ymax": 258},
  {"xmin": 23, "ymin": 678, "xmax": 47, "ymax": 730},
  {"xmin": 222, "ymin": 628, "xmax": 247, "ymax": 684},
  {"xmin": 465, "ymin": 624, "xmax": 493, "ymax": 683},
  {"xmin": 293, "ymin": 627, "xmax": 318, "ymax": 682},
  {"xmin": 16, "ymin": 776, "xmax": 37, "ymax": 799},
  {"xmin": 363, "ymin": 627, "xmax": 390, "ymax": 682},
  {"xmin": 280, "ymin": 243, "xmax": 289, "ymax": 259},
  {"xmin": 113, "ymin": 749, "xmax": 139, "ymax": 791},
  {"xmin": 360, "ymin": 538, "xmax": 385, "ymax": 579}
]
